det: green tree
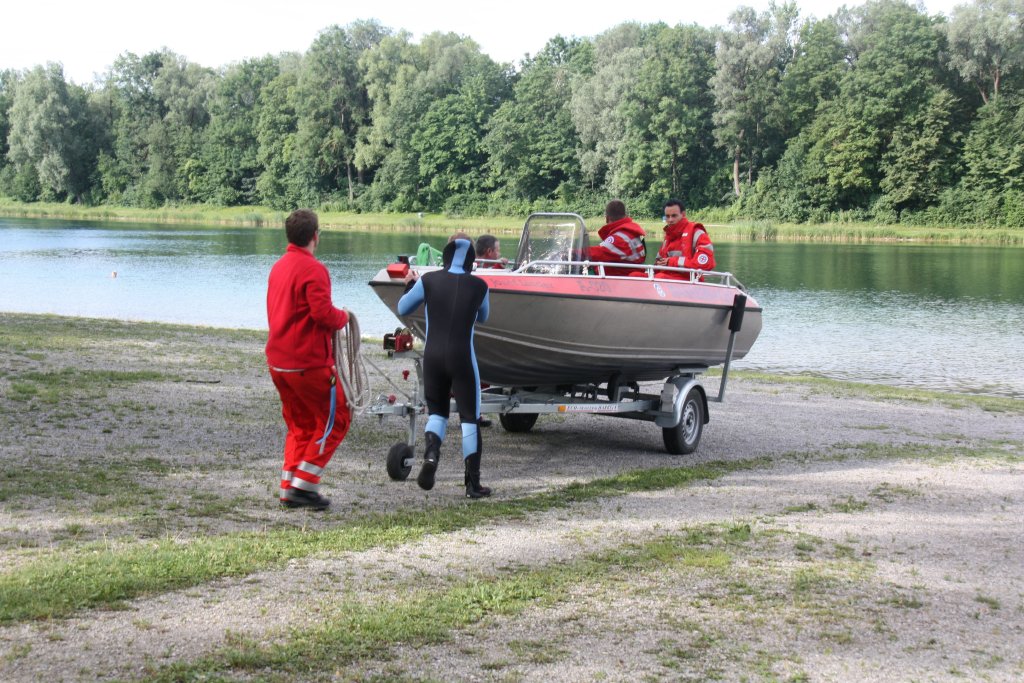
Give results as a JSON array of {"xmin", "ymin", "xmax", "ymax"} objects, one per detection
[
  {"xmin": 99, "ymin": 50, "xmax": 214, "ymax": 206},
  {"xmin": 410, "ymin": 66, "xmax": 511, "ymax": 210},
  {"xmin": 483, "ymin": 36, "xmax": 588, "ymax": 203},
  {"xmin": 154, "ymin": 55, "xmax": 216, "ymax": 203},
  {"xmin": 878, "ymin": 87, "xmax": 961, "ymax": 215},
  {"xmin": 780, "ymin": 15, "xmax": 847, "ymax": 136},
  {"xmin": 254, "ymin": 63, "xmax": 302, "ymax": 209},
  {"xmin": 799, "ymin": 0, "xmax": 952, "ymax": 211},
  {"xmin": 711, "ymin": 2, "xmax": 799, "ymax": 196},
  {"xmin": 359, "ymin": 31, "xmax": 509, "ymax": 210},
  {"xmin": 0, "ymin": 69, "xmax": 18, "ymax": 177},
  {"xmin": 570, "ymin": 23, "xmax": 650, "ymax": 191},
  {"xmin": 5, "ymin": 64, "xmax": 97, "ymax": 202},
  {"xmin": 200, "ymin": 56, "xmax": 280, "ymax": 205},
  {"xmin": 615, "ymin": 23, "xmax": 720, "ymax": 209},
  {"xmin": 292, "ymin": 21, "xmax": 387, "ymax": 206},
  {"xmin": 944, "ymin": 0, "xmax": 1024, "ymax": 104},
  {"xmin": 960, "ymin": 93, "xmax": 1024, "ymax": 192}
]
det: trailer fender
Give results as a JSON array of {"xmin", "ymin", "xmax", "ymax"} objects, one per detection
[{"xmin": 655, "ymin": 376, "xmax": 709, "ymax": 429}]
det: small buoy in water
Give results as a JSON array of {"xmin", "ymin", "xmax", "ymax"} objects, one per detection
[{"xmin": 111, "ymin": 271, "xmax": 117, "ymax": 278}]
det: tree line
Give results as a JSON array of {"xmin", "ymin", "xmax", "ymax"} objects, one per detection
[{"xmin": 0, "ymin": 0, "xmax": 1022, "ymax": 226}]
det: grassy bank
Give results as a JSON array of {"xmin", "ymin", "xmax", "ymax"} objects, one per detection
[{"xmin": 2, "ymin": 199, "xmax": 1022, "ymax": 245}]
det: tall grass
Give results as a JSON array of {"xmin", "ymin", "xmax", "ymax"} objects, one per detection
[{"xmin": 1, "ymin": 199, "xmax": 1021, "ymax": 244}]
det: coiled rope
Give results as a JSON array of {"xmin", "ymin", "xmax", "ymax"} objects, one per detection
[{"xmin": 334, "ymin": 310, "xmax": 371, "ymax": 415}]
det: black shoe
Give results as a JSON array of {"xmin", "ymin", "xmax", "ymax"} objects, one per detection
[
  {"xmin": 283, "ymin": 487, "xmax": 331, "ymax": 511},
  {"xmin": 478, "ymin": 418, "xmax": 493, "ymax": 428},
  {"xmin": 464, "ymin": 452, "xmax": 492, "ymax": 499},
  {"xmin": 417, "ymin": 432, "xmax": 442, "ymax": 491}
]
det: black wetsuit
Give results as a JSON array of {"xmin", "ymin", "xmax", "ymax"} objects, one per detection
[{"xmin": 398, "ymin": 239, "xmax": 490, "ymax": 455}]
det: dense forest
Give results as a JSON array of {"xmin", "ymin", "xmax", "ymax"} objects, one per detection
[{"xmin": 0, "ymin": 0, "xmax": 1021, "ymax": 225}]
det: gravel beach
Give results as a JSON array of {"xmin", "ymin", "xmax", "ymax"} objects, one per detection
[{"xmin": 0, "ymin": 313, "xmax": 1021, "ymax": 682}]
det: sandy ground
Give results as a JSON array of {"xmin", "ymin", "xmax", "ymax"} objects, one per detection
[{"xmin": 0, "ymin": 317, "xmax": 1021, "ymax": 681}]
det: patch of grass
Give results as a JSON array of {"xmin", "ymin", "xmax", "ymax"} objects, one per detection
[
  {"xmin": 782, "ymin": 502, "xmax": 819, "ymax": 514},
  {"xmin": 725, "ymin": 523, "xmax": 752, "ymax": 543},
  {"xmin": 723, "ymin": 370, "xmax": 1024, "ymax": 415},
  {"xmin": 1, "ymin": 642, "xmax": 31, "ymax": 664},
  {"xmin": 141, "ymin": 530, "xmax": 739, "ymax": 682},
  {"xmin": 655, "ymin": 632, "xmax": 722, "ymax": 674},
  {"xmin": 0, "ymin": 459, "xmax": 758, "ymax": 624},
  {"xmin": 869, "ymin": 482, "xmax": 922, "ymax": 503},
  {"xmin": 794, "ymin": 540, "xmax": 816, "ymax": 554},
  {"xmin": 0, "ymin": 458, "xmax": 167, "ymax": 505},
  {"xmin": 831, "ymin": 496, "xmax": 869, "ymax": 513},
  {"xmin": 508, "ymin": 638, "xmax": 568, "ymax": 664},
  {"xmin": 847, "ymin": 441, "xmax": 1024, "ymax": 465},
  {"xmin": 883, "ymin": 593, "xmax": 924, "ymax": 609},
  {"xmin": 974, "ymin": 595, "xmax": 1000, "ymax": 610},
  {"xmin": 0, "ymin": 436, "xmax": 1008, "ymax": 625},
  {"xmin": 791, "ymin": 567, "xmax": 837, "ymax": 596}
]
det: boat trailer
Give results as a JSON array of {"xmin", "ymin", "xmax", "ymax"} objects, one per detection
[{"xmin": 367, "ymin": 294, "xmax": 749, "ymax": 481}]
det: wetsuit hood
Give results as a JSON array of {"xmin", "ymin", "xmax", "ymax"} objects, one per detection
[{"xmin": 442, "ymin": 239, "xmax": 476, "ymax": 274}]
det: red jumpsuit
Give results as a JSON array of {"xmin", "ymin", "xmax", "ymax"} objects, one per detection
[
  {"xmin": 588, "ymin": 217, "xmax": 647, "ymax": 276},
  {"xmin": 266, "ymin": 244, "xmax": 350, "ymax": 500},
  {"xmin": 654, "ymin": 218, "xmax": 715, "ymax": 280}
]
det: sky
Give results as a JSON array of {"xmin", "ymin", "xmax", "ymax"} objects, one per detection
[{"xmin": 4, "ymin": 0, "xmax": 962, "ymax": 85}]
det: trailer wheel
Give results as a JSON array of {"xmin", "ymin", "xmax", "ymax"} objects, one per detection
[
  {"xmin": 499, "ymin": 412, "xmax": 539, "ymax": 433},
  {"xmin": 662, "ymin": 388, "xmax": 704, "ymax": 455},
  {"xmin": 386, "ymin": 442, "xmax": 414, "ymax": 480}
]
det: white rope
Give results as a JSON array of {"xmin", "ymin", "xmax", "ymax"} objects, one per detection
[{"xmin": 334, "ymin": 310, "xmax": 371, "ymax": 415}]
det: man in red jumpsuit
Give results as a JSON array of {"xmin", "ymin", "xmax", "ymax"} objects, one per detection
[
  {"xmin": 588, "ymin": 200, "xmax": 646, "ymax": 276},
  {"xmin": 654, "ymin": 199, "xmax": 715, "ymax": 280},
  {"xmin": 266, "ymin": 209, "xmax": 351, "ymax": 510}
]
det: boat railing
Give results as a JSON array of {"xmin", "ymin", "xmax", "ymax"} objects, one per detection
[{"xmin": 509, "ymin": 258, "xmax": 744, "ymax": 290}]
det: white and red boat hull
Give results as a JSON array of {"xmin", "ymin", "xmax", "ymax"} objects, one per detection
[{"xmin": 369, "ymin": 269, "xmax": 762, "ymax": 387}]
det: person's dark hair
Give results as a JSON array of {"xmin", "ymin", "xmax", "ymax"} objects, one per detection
[
  {"xmin": 285, "ymin": 209, "xmax": 319, "ymax": 247},
  {"xmin": 476, "ymin": 234, "xmax": 498, "ymax": 255},
  {"xmin": 605, "ymin": 199, "xmax": 626, "ymax": 222},
  {"xmin": 664, "ymin": 199, "xmax": 685, "ymax": 213}
]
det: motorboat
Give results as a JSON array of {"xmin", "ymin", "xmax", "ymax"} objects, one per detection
[{"xmin": 369, "ymin": 213, "xmax": 763, "ymax": 389}]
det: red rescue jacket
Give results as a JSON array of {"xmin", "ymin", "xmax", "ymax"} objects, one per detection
[
  {"xmin": 265, "ymin": 244, "xmax": 348, "ymax": 370},
  {"xmin": 588, "ymin": 217, "xmax": 647, "ymax": 275},
  {"xmin": 656, "ymin": 218, "xmax": 715, "ymax": 280}
]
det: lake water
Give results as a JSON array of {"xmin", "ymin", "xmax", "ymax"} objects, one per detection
[{"xmin": 2, "ymin": 217, "xmax": 1023, "ymax": 398}]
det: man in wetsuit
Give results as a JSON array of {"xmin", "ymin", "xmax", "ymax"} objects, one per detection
[{"xmin": 397, "ymin": 237, "xmax": 493, "ymax": 498}]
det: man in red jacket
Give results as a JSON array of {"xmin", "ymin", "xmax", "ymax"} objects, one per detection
[
  {"xmin": 588, "ymin": 200, "xmax": 646, "ymax": 275},
  {"xmin": 654, "ymin": 199, "xmax": 715, "ymax": 281},
  {"xmin": 266, "ymin": 209, "xmax": 351, "ymax": 510}
]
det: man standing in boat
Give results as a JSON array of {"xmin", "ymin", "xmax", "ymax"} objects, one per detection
[
  {"xmin": 588, "ymin": 200, "xmax": 646, "ymax": 275},
  {"xmin": 654, "ymin": 199, "xmax": 715, "ymax": 280},
  {"xmin": 266, "ymin": 209, "xmax": 352, "ymax": 510},
  {"xmin": 398, "ymin": 235, "xmax": 493, "ymax": 499}
]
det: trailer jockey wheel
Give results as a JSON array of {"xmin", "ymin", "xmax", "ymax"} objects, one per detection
[
  {"xmin": 662, "ymin": 387, "xmax": 704, "ymax": 455},
  {"xmin": 386, "ymin": 442, "xmax": 414, "ymax": 480},
  {"xmin": 499, "ymin": 412, "xmax": 539, "ymax": 433}
]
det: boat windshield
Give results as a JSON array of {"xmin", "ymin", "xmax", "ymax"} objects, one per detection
[{"xmin": 513, "ymin": 213, "xmax": 590, "ymax": 274}]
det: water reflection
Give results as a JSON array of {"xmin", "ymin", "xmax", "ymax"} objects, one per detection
[{"xmin": 1, "ymin": 218, "xmax": 1022, "ymax": 398}]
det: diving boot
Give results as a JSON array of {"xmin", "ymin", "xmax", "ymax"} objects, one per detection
[
  {"xmin": 417, "ymin": 432, "xmax": 442, "ymax": 491},
  {"xmin": 464, "ymin": 452, "xmax": 492, "ymax": 499}
]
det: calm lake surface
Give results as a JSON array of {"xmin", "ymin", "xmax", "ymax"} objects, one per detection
[{"xmin": 2, "ymin": 217, "xmax": 1023, "ymax": 398}]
